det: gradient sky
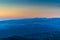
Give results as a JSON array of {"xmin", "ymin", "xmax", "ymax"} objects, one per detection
[{"xmin": 0, "ymin": 0, "xmax": 60, "ymax": 19}]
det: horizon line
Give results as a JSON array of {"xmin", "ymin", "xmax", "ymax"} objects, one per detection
[{"xmin": 0, "ymin": 17, "xmax": 60, "ymax": 21}]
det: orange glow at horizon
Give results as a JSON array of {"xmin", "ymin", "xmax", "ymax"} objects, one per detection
[{"xmin": 0, "ymin": 6, "xmax": 60, "ymax": 18}]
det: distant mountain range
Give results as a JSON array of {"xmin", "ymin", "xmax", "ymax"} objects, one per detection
[{"xmin": 0, "ymin": 18, "xmax": 60, "ymax": 40}]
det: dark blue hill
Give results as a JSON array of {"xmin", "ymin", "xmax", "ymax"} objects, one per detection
[{"xmin": 0, "ymin": 18, "xmax": 60, "ymax": 40}]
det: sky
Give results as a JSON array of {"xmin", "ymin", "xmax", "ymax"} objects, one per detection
[{"xmin": 0, "ymin": 0, "xmax": 60, "ymax": 19}]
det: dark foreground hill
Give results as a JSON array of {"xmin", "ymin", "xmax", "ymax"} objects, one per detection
[
  {"xmin": 0, "ymin": 36, "xmax": 37, "ymax": 40},
  {"xmin": 0, "ymin": 18, "xmax": 60, "ymax": 40},
  {"xmin": 1, "ymin": 32, "xmax": 60, "ymax": 40}
]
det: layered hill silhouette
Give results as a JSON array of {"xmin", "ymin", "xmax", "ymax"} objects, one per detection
[{"xmin": 0, "ymin": 18, "xmax": 60, "ymax": 40}]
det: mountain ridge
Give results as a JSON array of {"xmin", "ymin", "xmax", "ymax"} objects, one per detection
[{"xmin": 0, "ymin": 18, "xmax": 60, "ymax": 40}]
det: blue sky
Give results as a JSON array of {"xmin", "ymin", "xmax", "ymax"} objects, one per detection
[
  {"xmin": 0, "ymin": 0, "xmax": 60, "ymax": 5},
  {"xmin": 0, "ymin": 0, "xmax": 60, "ymax": 8}
]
